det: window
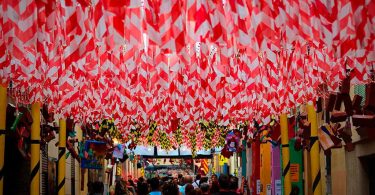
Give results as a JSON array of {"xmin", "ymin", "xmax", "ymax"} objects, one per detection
[{"xmin": 354, "ymin": 84, "xmax": 366, "ymax": 106}]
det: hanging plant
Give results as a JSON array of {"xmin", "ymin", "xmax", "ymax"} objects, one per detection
[
  {"xmin": 130, "ymin": 121, "xmax": 141, "ymax": 144},
  {"xmin": 174, "ymin": 125, "xmax": 182, "ymax": 146},
  {"xmin": 217, "ymin": 125, "xmax": 227, "ymax": 147},
  {"xmin": 202, "ymin": 120, "xmax": 215, "ymax": 150},
  {"xmin": 189, "ymin": 131, "xmax": 197, "ymax": 158},
  {"xmin": 147, "ymin": 121, "xmax": 157, "ymax": 146},
  {"xmin": 97, "ymin": 119, "xmax": 121, "ymax": 140},
  {"xmin": 159, "ymin": 130, "xmax": 172, "ymax": 150},
  {"xmin": 107, "ymin": 119, "xmax": 121, "ymax": 140},
  {"xmin": 211, "ymin": 125, "xmax": 221, "ymax": 147}
]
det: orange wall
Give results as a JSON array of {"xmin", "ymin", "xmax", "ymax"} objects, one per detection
[{"xmin": 260, "ymin": 142, "xmax": 271, "ymax": 195}]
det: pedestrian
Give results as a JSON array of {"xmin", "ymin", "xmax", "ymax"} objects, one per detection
[
  {"xmin": 149, "ymin": 177, "xmax": 162, "ymax": 195},
  {"xmin": 162, "ymin": 181, "xmax": 181, "ymax": 195},
  {"xmin": 179, "ymin": 175, "xmax": 193, "ymax": 195},
  {"xmin": 199, "ymin": 183, "xmax": 210, "ymax": 195},
  {"xmin": 217, "ymin": 174, "xmax": 236, "ymax": 195},
  {"xmin": 185, "ymin": 184, "xmax": 195, "ymax": 195},
  {"xmin": 210, "ymin": 181, "xmax": 220, "ymax": 195},
  {"xmin": 193, "ymin": 174, "xmax": 201, "ymax": 189}
]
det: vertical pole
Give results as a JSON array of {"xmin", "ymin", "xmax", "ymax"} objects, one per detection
[
  {"xmin": 71, "ymin": 153, "xmax": 75, "ymax": 195},
  {"xmin": 280, "ymin": 114, "xmax": 291, "ymax": 195},
  {"xmin": 271, "ymin": 145, "xmax": 281, "ymax": 195},
  {"xmin": 30, "ymin": 103, "xmax": 41, "ymax": 195},
  {"xmin": 58, "ymin": 119, "xmax": 66, "ymax": 195},
  {"xmin": 0, "ymin": 86, "xmax": 7, "ymax": 194},
  {"xmin": 251, "ymin": 141, "xmax": 260, "ymax": 195},
  {"xmin": 242, "ymin": 140, "xmax": 247, "ymax": 177},
  {"xmin": 260, "ymin": 141, "xmax": 271, "ymax": 195},
  {"xmin": 289, "ymin": 139, "xmax": 303, "ymax": 195},
  {"xmin": 307, "ymin": 104, "xmax": 322, "ymax": 195}
]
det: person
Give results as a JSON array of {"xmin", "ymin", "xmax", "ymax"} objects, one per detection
[
  {"xmin": 92, "ymin": 181, "xmax": 104, "ymax": 195},
  {"xmin": 210, "ymin": 174, "xmax": 218, "ymax": 185},
  {"xmin": 137, "ymin": 177, "xmax": 149, "ymax": 195},
  {"xmin": 193, "ymin": 188, "xmax": 202, "ymax": 195},
  {"xmin": 185, "ymin": 184, "xmax": 195, "ymax": 195},
  {"xmin": 162, "ymin": 181, "xmax": 181, "ymax": 195},
  {"xmin": 178, "ymin": 174, "xmax": 184, "ymax": 186},
  {"xmin": 192, "ymin": 174, "xmax": 201, "ymax": 189},
  {"xmin": 87, "ymin": 181, "xmax": 94, "ymax": 195},
  {"xmin": 199, "ymin": 183, "xmax": 210, "ymax": 195},
  {"xmin": 210, "ymin": 181, "xmax": 220, "ymax": 195},
  {"xmin": 173, "ymin": 177, "xmax": 179, "ymax": 185},
  {"xmin": 218, "ymin": 174, "xmax": 236, "ymax": 195},
  {"xmin": 115, "ymin": 180, "xmax": 125, "ymax": 195},
  {"xmin": 137, "ymin": 181, "xmax": 149, "ymax": 195},
  {"xmin": 126, "ymin": 180, "xmax": 136, "ymax": 195},
  {"xmin": 229, "ymin": 176, "xmax": 241, "ymax": 194},
  {"xmin": 179, "ymin": 175, "xmax": 193, "ymax": 195},
  {"xmin": 149, "ymin": 177, "xmax": 162, "ymax": 195},
  {"xmin": 109, "ymin": 184, "xmax": 116, "ymax": 195},
  {"xmin": 200, "ymin": 177, "xmax": 208, "ymax": 186},
  {"xmin": 128, "ymin": 179, "xmax": 136, "ymax": 189}
]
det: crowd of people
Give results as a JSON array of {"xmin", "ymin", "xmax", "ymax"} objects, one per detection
[{"xmin": 88, "ymin": 174, "xmax": 248, "ymax": 195}]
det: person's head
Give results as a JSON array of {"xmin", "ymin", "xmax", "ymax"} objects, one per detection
[
  {"xmin": 137, "ymin": 181, "xmax": 149, "ymax": 195},
  {"xmin": 211, "ymin": 174, "xmax": 218, "ymax": 182},
  {"xmin": 210, "ymin": 181, "xmax": 220, "ymax": 193},
  {"xmin": 138, "ymin": 177, "xmax": 145, "ymax": 183},
  {"xmin": 184, "ymin": 175, "xmax": 193, "ymax": 184},
  {"xmin": 218, "ymin": 174, "xmax": 230, "ymax": 190},
  {"xmin": 178, "ymin": 174, "xmax": 184, "ymax": 184},
  {"xmin": 128, "ymin": 179, "xmax": 135, "ymax": 187},
  {"xmin": 162, "ymin": 181, "xmax": 180, "ymax": 195},
  {"xmin": 173, "ymin": 177, "xmax": 179, "ymax": 184},
  {"xmin": 200, "ymin": 182, "xmax": 209, "ymax": 194},
  {"xmin": 195, "ymin": 174, "xmax": 201, "ymax": 181},
  {"xmin": 87, "ymin": 181, "xmax": 94, "ymax": 193},
  {"xmin": 115, "ymin": 180, "xmax": 126, "ymax": 195},
  {"xmin": 162, "ymin": 176, "xmax": 169, "ymax": 182},
  {"xmin": 229, "ymin": 176, "xmax": 238, "ymax": 191},
  {"xmin": 185, "ymin": 184, "xmax": 195, "ymax": 195},
  {"xmin": 150, "ymin": 177, "xmax": 160, "ymax": 191},
  {"xmin": 193, "ymin": 188, "xmax": 202, "ymax": 195},
  {"xmin": 109, "ymin": 185, "xmax": 115, "ymax": 195},
  {"xmin": 93, "ymin": 181, "xmax": 104, "ymax": 193},
  {"xmin": 200, "ymin": 177, "xmax": 208, "ymax": 184}
]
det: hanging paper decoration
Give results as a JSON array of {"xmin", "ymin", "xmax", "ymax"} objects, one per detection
[
  {"xmin": 113, "ymin": 144, "xmax": 126, "ymax": 159},
  {"xmin": 10, "ymin": 112, "xmax": 23, "ymax": 131},
  {"xmin": 225, "ymin": 131, "xmax": 240, "ymax": 152},
  {"xmin": 81, "ymin": 140, "xmax": 106, "ymax": 169},
  {"xmin": 41, "ymin": 104, "xmax": 58, "ymax": 143},
  {"xmin": 1, "ymin": 0, "xmax": 375, "ymax": 149},
  {"xmin": 66, "ymin": 130, "xmax": 80, "ymax": 162}
]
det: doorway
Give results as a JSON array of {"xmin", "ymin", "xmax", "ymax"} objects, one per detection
[{"xmin": 361, "ymin": 154, "xmax": 375, "ymax": 195}]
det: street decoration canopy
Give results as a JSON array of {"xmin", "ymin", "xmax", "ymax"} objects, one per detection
[{"xmin": 0, "ymin": 0, "xmax": 374, "ymax": 148}]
